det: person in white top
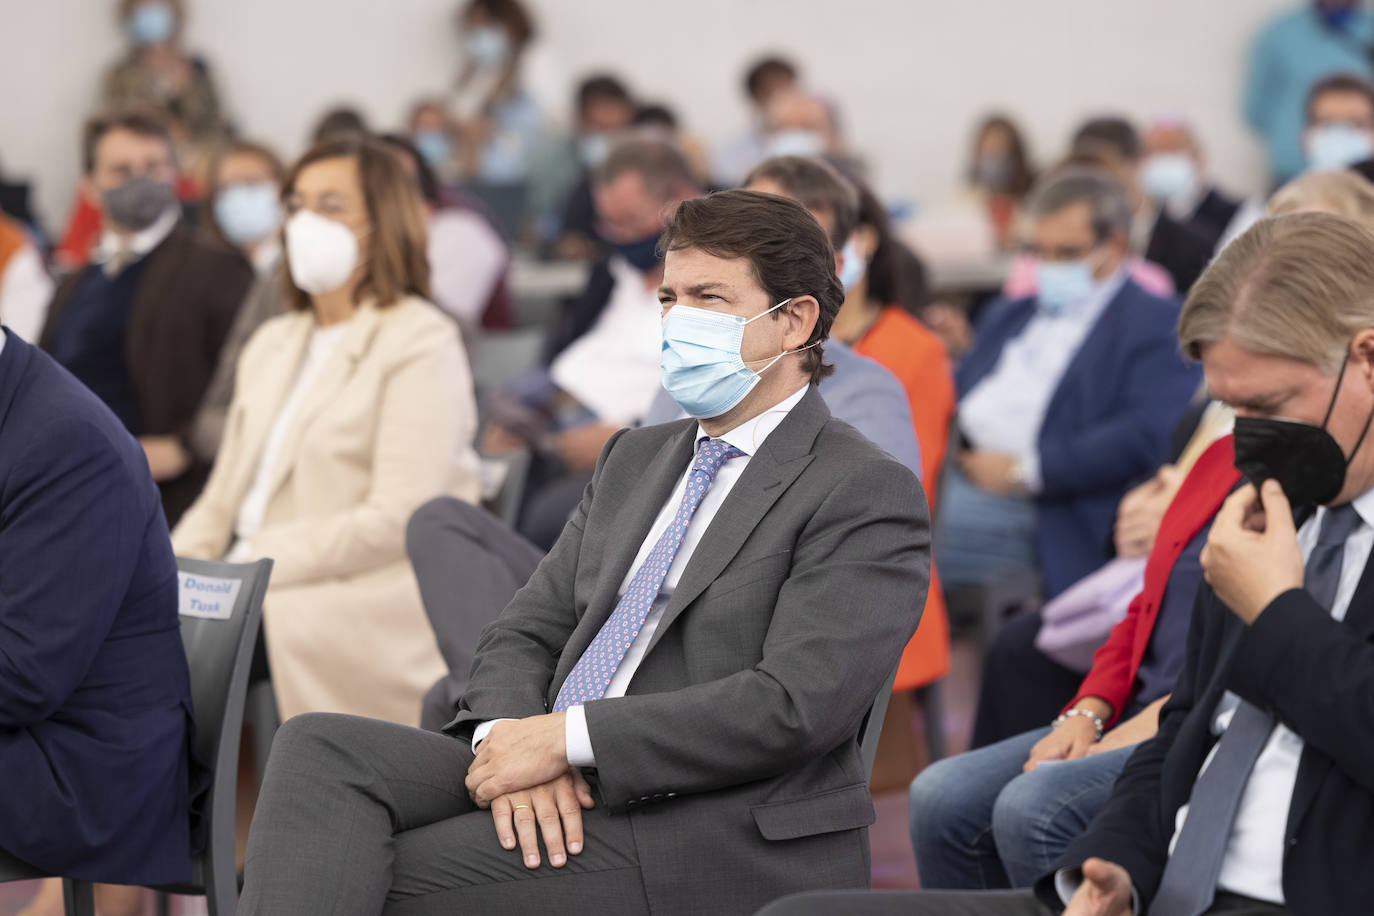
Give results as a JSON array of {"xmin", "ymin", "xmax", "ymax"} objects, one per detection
[
  {"xmin": 173, "ymin": 134, "xmax": 481, "ymax": 727},
  {"xmin": 0, "ymin": 213, "xmax": 52, "ymax": 342}
]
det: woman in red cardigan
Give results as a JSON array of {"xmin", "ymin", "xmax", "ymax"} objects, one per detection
[{"xmin": 909, "ymin": 434, "xmax": 1240, "ymax": 890}]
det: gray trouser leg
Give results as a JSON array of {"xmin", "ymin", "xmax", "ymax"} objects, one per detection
[{"xmin": 756, "ymin": 889, "xmax": 1051, "ymax": 916}]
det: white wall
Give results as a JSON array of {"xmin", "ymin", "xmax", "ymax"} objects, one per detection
[{"xmin": 0, "ymin": 0, "xmax": 1293, "ymax": 234}]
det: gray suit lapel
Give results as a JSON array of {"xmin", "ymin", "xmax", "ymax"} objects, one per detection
[
  {"xmin": 549, "ymin": 423, "xmax": 696, "ymax": 696},
  {"xmin": 643, "ymin": 388, "xmax": 829, "ymax": 657}
]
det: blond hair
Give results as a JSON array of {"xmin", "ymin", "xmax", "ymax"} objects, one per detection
[
  {"xmin": 1179, "ymin": 211, "xmax": 1374, "ymax": 373},
  {"xmin": 1266, "ymin": 170, "xmax": 1374, "ymax": 228}
]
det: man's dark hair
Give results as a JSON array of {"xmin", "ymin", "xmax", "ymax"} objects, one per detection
[
  {"xmin": 82, "ymin": 107, "xmax": 175, "ymax": 174},
  {"xmin": 632, "ymin": 103, "xmax": 678, "ymax": 131},
  {"xmin": 311, "ymin": 105, "xmax": 370, "ymax": 145},
  {"xmin": 744, "ymin": 56, "xmax": 798, "ymax": 102},
  {"xmin": 576, "ymin": 74, "xmax": 634, "ymax": 114},
  {"xmin": 660, "ymin": 190, "xmax": 841, "ymax": 385},
  {"xmin": 1071, "ymin": 116, "xmax": 1141, "ymax": 162},
  {"xmin": 743, "ymin": 155, "xmax": 858, "ymax": 249},
  {"xmin": 1306, "ymin": 72, "xmax": 1374, "ymax": 124},
  {"xmin": 459, "ymin": 0, "xmax": 535, "ymax": 47},
  {"xmin": 594, "ymin": 132, "xmax": 697, "ymax": 199}
]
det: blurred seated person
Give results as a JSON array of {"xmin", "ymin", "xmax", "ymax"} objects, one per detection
[
  {"xmin": 965, "ymin": 113, "xmax": 1037, "ymax": 251},
  {"xmin": 486, "ymin": 133, "xmax": 701, "ymax": 549},
  {"xmin": 633, "ymin": 103, "xmax": 714, "ymax": 189},
  {"xmin": 712, "ymin": 55, "xmax": 800, "ymax": 186},
  {"xmin": 409, "ymin": 97, "xmax": 464, "ymax": 186},
  {"xmin": 936, "ymin": 166, "xmax": 1201, "ymax": 600},
  {"xmin": 0, "ymin": 212, "xmax": 53, "ymax": 342},
  {"xmin": 311, "ymin": 104, "xmax": 370, "ymax": 145},
  {"xmin": 966, "ymin": 166, "xmax": 1374, "ymax": 751},
  {"xmin": 1073, "ymin": 116, "xmax": 1216, "ymax": 295},
  {"xmin": 911, "ymin": 431, "xmax": 1238, "ymax": 891},
  {"xmin": 530, "ymin": 73, "xmax": 636, "ymax": 258},
  {"xmin": 1302, "ymin": 73, "xmax": 1374, "ymax": 177},
  {"xmin": 102, "ymin": 0, "xmax": 228, "ymax": 157},
  {"xmin": 188, "ymin": 139, "xmax": 287, "ymax": 462},
  {"xmin": 761, "ymin": 88, "xmax": 847, "ymax": 163},
  {"xmin": 41, "ymin": 109, "xmax": 252, "ymax": 525},
  {"xmin": 382, "ymin": 133, "xmax": 513, "ymax": 331},
  {"xmin": 0, "ymin": 327, "xmax": 199, "ymax": 916},
  {"xmin": 449, "ymin": 0, "xmax": 543, "ymax": 191},
  {"xmin": 173, "ymin": 135, "xmax": 482, "ymax": 726},
  {"xmin": 1139, "ymin": 116, "xmax": 1251, "ymax": 251}
]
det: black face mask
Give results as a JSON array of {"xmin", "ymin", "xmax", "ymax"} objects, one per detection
[{"xmin": 1232, "ymin": 357, "xmax": 1374, "ymax": 508}]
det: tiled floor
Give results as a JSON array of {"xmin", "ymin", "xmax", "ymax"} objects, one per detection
[{"xmin": 0, "ymin": 638, "xmax": 983, "ymax": 913}]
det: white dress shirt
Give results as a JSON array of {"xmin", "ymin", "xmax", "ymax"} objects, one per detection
[
  {"xmin": 0, "ymin": 244, "xmax": 54, "ymax": 343},
  {"xmin": 958, "ymin": 271, "xmax": 1125, "ymax": 489},
  {"xmin": 96, "ymin": 206, "xmax": 180, "ymax": 274},
  {"xmin": 0, "ymin": 327, "xmax": 7, "ymax": 358},
  {"xmin": 548, "ymin": 257, "xmax": 665, "ymax": 426},
  {"xmin": 472, "ymin": 384, "xmax": 811, "ymax": 765},
  {"xmin": 225, "ymin": 322, "xmax": 350, "ymax": 562},
  {"xmin": 1169, "ymin": 486, "xmax": 1374, "ymax": 905}
]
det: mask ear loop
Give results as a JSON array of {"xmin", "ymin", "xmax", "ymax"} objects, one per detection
[{"xmin": 1322, "ymin": 346, "xmax": 1374, "ymax": 468}]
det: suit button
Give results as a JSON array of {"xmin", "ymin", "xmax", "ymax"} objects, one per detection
[{"xmin": 666, "ymin": 792, "xmax": 677, "ymax": 798}]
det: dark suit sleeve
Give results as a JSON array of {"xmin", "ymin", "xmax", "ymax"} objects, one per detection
[
  {"xmin": 445, "ymin": 428, "xmax": 629, "ymax": 741},
  {"xmin": 1037, "ymin": 308, "xmax": 1199, "ymax": 498},
  {"xmin": 1229, "ymin": 587, "xmax": 1374, "ymax": 793},
  {"xmin": 0, "ymin": 417, "xmax": 140, "ymax": 727},
  {"xmin": 583, "ymin": 457, "xmax": 930, "ymax": 809},
  {"xmin": 1041, "ymin": 586, "xmax": 1218, "ymax": 910}
]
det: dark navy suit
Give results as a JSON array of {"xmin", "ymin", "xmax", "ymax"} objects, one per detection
[
  {"xmin": 0, "ymin": 330, "xmax": 197, "ymax": 884},
  {"xmin": 956, "ymin": 280, "xmax": 1201, "ymax": 597}
]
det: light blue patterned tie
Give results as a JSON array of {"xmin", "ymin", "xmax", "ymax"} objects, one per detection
[{"xmin": 554, "ymin": 438, "xmax": 743, "ymax": 712}]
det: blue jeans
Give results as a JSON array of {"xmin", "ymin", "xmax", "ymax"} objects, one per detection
[
  {"xmin": 934, "ymin": 467, "xmax": 1037, "ymax": 588},
  {"xmin": 908, "ymin": 727, "xmax": 1136, "ymax": 889}
]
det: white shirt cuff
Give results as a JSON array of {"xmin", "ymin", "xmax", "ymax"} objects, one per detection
[
  {"xmin": 1019, "ymin": 451, "xmax": 1042, "ymax": 494},
  {"xmin": 470, "ymin": 718, "xmax": 516, "ymax": 753},
  {"xmin": 1053, "ymin": 866, "xmax": 1140, "ymax": 915},
  {"xmin": 565, "ymin": 704, "xmax": 596, "ymax": 767}
]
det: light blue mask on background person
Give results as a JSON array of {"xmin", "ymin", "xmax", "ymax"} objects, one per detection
[
  {"xmin": 214, "ymin": 183, "xmax": 281, "ymax": 247},
  {"xmin": 764, "ymin": 129, "xmax": 827, "ymax": 159},
  {"xmin": 414, "ymin": 130, "xmax": 453, "ymax": 167},
  {"xmin": 465, "ymin": 26, "xmax": 510, "ymax": 67},
  {"xmin": 1139, "ymin": 152, "xmax": 1198, "ymax": 203},
  {"xmin": 661, "ymin": 299, "xmax": 805, "ymax": 418},
  {"xmin": 1307, "ymin": 124, "xmax": 1374, "ymax": 171},
  {"xmin": 127, "ymin": 1, "xmax": 176, "ymax": 46},
  {"xmin": 1034, "ymin": 259, "xmax": 1095, "ymax": 315},
  {"xmin": 837, "ymin": 237, "xmax": 866, "ymax": 292}
]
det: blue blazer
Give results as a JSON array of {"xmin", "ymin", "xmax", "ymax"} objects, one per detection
[
  {"xmin": 956, "ymin": 281, "xmax": 1201, "ymax": 597},
  {"xmin": 0, "ymin": 331, "xmax": 197, "ymax": 884}
]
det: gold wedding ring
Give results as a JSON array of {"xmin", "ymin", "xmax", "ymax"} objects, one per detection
[{"xmin": 512, "ymin": 804, "xmax": 531, "ymax": 811}]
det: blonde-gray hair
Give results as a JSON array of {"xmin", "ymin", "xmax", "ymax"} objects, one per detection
[
  {"xmin": 1266, "ymin": 170, "xmax": 1374, "ymax": 227},
  {"xmin": 1179, "ymin": 210, "xmax": 1374, "ymax": 375}
]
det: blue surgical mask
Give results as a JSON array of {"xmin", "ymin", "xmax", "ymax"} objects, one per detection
[
  {"xmin": 465, "ymin": 26, "xmax": 510, "ymax": 67},
  {"xmin": 611, "ymin": 231, "xmax": 663, "ymax": 272},
  {"xmin": 1034, "ymin": 259, "xmax": 1096, "ymax": 314},
  {"xmin": 1307, "ymin": 123, "xmax": 1374, "ymax": 171},
  {"xmin": 578, "ymin": 133, "xmax": 612, "ymax": 169},
  {"xmin": 765, "ymin": 129, "xmax": 827, "ymax": 159},
  {"xmin": 214, "ymin": 182, "xmax": 281, "ymax": 247},
  {"xmin": 838, "ymin": 237, "xmax": 866, "ymax": 292},
  {"xmin": 414, "ymin": 130, "xmax": 453, "ymax": 167},
  {"xmin": 661, "ymin": 299, "xmax": 810, "ymax": 418},
  {"xmin": 127, "ymin": 1, "xmax": 176, "ymax": 46},
  {"xmin": 1139, "ymin": 152, "xmax": 1198, "ymax": 203}
]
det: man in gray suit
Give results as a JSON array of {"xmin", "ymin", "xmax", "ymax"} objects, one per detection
[{"xmin": 239, "ymin": 190, "xmax": 931, "ymax": 916}]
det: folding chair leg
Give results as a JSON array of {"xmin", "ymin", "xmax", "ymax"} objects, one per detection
[
  {"xmin": 918, "ymin": 681, "xmax": 948, "ymax": 762},
  {"xmin": 62, "ymin": 879, "xmax": 94, "ymax": 916}
]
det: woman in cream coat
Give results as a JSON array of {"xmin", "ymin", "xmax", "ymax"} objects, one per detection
[{"xmin": 174, "ymin": 135, "xmax": 480, "ymax": 725}]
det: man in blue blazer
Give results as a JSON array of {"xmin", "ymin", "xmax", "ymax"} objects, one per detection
[
  {"xmin": 0, "ymin": 328, "xmax": 198, "ymax": 886},
  {"xmin": 938, "ymin": 167, "xmax": 1201, "ymax": 599}
]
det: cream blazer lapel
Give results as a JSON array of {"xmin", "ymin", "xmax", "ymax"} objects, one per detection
[{"xmin": 255, "ymin": 302, "xmax": 385, "ymax": 507}]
